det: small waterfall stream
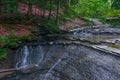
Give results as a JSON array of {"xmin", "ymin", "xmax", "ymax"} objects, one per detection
[
  {"xmin": 6, "ymin": 44, "xmax": 119, "ymax": 80},
  {"xmin": 2, "ymin": 28, "xmax": 120, "ymax": 80},
  {"xmin": 20, "ymin": 46, "xmax": 29, "ymax": 67},
  {"xmin": 15, "ymin": 45, "xmax": 44, "ymax": 68}
]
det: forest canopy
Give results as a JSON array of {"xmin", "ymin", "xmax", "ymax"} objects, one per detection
[
  {"xmin": 0, "ymin": 0, "xmax": 120, "ymax": 59},
  {"xmin": 0, "ymin": 0, "xmax": 120, "ymax": 18}
]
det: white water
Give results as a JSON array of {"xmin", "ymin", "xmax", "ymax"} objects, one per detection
[
  {"xmin": 15, "ymin": 45, "xmax": 44, "ymax": 68},
  {"xmin": 22, "ymin": 46, "xmax": 29, "ymax": 67}
]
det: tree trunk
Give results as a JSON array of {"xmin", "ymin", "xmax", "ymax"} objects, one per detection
[
  {"xmin": 56, "ymin": 0, "xmax": 60, "ymax": 26},
  {"xmin": 16, "ymin": 0, "xmax": 19, "ymax": 13},
  {"xmin": 27, "ymin": 1, "xmax": 32, "ymax": 16},
  {"xmin": 42, "ymin": 10, "xmax": 45, "ymax": 17},
  {"xmin": 48, "ymin": 0, "xmax": 52, "ymax": 20},
  {"xmin": 0, "ymin": 0, "xmax": 1, "ymax": 13}
]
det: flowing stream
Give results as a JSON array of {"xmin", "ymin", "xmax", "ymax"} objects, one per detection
[{"xmin": 15, "ymin": 46, "xmax": 44, "ymax": 68}]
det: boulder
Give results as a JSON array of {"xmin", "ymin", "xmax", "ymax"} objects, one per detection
[{"xmin": 18, "ymin": 64, "xmax": 39, "ymax": 74}]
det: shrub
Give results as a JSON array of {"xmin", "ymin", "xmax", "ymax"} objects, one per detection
[
  {"xmin": 106, "ymin": 10, "xmax": 120, "ymax": 17},
  {"xmin": 44, "ymin": 22, "xmax": 61, "ymax": 34},
  {"xmin": 0, "ymin": 47, "xmax": 7, "ymax": 59},
  {"xmin": 71, "ymin": 0, "xmax": 110, "ymax": 18},
  {"xmin": 0, "ymin": 36, "xmax": 10, "ymax": 45},
  {"xmin": 0, "ymin": 33, "xmax": 29, "ymax": 59}
]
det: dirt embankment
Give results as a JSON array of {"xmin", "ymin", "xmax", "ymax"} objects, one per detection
[
  {"xmin": 59, "ymin": 18, "xmax": 88, "ymax": 30},
  {"xmin": 0, "ymin": 24, "xmax": 31, "ymax": 37}
]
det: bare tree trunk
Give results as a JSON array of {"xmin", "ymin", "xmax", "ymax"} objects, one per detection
[
  {"xmin": 34, "ymin": 0, "xmax": 37, "ymax": 16},
  {"xmin": 56, "ymin": 0, "xmax": 60, "ymax": 26},
  {"xmin": 27, "ymin": 0, "xmax": 32, "ymax": 16},
  {"xmin": 35, "ymin": 5, "xmax": 37, "ymax": 16},
  {"xmin": 0, "ymin": 0, "xmax": 2, "ymax": 13},
  {"xmin": 42, "ymin": 10, "xmax": 45, "ymax": 17},
  {"xmin": 68, "ymin": 0, "xmax": 71, "ymax": 6},
  {"xmin": 16, "ymin": 0, "xmax": 19, "ymax": 13},
  {"xmin": 48, "ymin": 0, "xmax": 52, "ymax": 20}
]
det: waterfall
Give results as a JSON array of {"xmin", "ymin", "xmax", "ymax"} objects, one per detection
[
  {"xmin": 22, "ymin": 46, "xmax": 29, "ymax": 67},
  {"xmin": 4, "ymin": 44, "xmax": 120, "ymax": 80},
  {"xmin": 15, "ymin": 45, "xmax": 44, "ymax": 68}
]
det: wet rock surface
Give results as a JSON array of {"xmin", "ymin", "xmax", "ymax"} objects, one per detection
[
  {"xmin": 18, "ymin": 64, "xmax": 40, "ymax": 74},
  {"xmin": 3, "ymin": 45, "xmax": 120, "ymax": 80},
  {"xmin": 37, "ymin": 45, "xmax": 120, "ymax": 80},
  {"xmin": 2, "ymin": 26, "xmax": 120, "ymax": 80}
]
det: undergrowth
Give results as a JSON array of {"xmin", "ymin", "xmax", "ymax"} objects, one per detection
[{"xmin": 0, "ymin": 33, "xmax": 28, "ymax": 59}]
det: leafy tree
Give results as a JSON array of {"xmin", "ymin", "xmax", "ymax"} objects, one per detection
[{"xmin": 112, "ymin": 0, "xmax": 120, "ymax": 9}]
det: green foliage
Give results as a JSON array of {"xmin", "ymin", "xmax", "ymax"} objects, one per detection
[
  {"xmin": 25, "ymin": 15, "xmax": 33, "ymax": 20},
  {"xmin": 0, "ymin": 47, "xmax": 7, "ymax": 59},
  {"xmin": 72, "ymin": 0, "xmax": 110, "ymax": 18},
  {"xmin": 8, "ymin": 15, "xmax": 20, "ymax": 21},
  {"xmin": 0, "ymin": 36, "xmax": 8, "ymax": 59},
  {"xmin": 3, "ymin": 0, "xmax": 19, "ymax": 13},
  {"xmin": 8, "ymin": 33, "xmax": 19, "ymax": 46},
  {"xmin": 0, "ymin": 33, "xmax": 18, "ymax": 47},
  {"xmin": 112, "ymin": 0, "xmax": 120, "ymax": 10},
  {"xmin": 7, "ymin": 24, "xmax": 13, "ymax": 30},
  {"xmin": 1, "ymin": 0, "xmax": 120, "ymax": 34},
  {"xmin": 8, "ymin": 33, "xmax": 28, "ymax": 46},
  {"xmin": 38, "ymin": 17, "xmax": 62, "ymax": 34},
  {"xmin": 107, "ymin": 19, "xmax": 120, "ymax": 27},
  {"xmin": 17, "ymin": 35, "xmax": 28, "ymax": 41},
  {"xmin": 106, "ymin": 10, "xmax": 120, "ymax": 17},
  {"xmin": 0, "ymin": 33, "xmax": 28, "ymax": 59},
  {"xmin": 44, "ymin": 22, "xmax": 61, "ymax": 34},
  {"xmin": 0, "ymin": 36, "xmax": 10, "ymax": 45},
  {"xmin": 98, "ymin": 17, "xmax": 120, "ymax": 27},
  {"xmin": 84, "ymin": 19, "xmax": 94, "ymax": 26}
]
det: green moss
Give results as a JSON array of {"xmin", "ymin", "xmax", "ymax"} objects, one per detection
[
  {"xmin": 108, "ymin": 44, "xmax": 120, "ymax": 49},
  {"xmin": 85, "ymin": 37, "xmax": 110, "ymax": 42}
]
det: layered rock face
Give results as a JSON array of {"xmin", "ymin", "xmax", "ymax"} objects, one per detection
[
  {"xmin": 34, "ymin": 45, "xmax": 120, "ymax": 80},
  {"xmin": 2, "ymin": 27, "xmax": 120, "ymax": 80},
  {"xmin": 4, "ymin": 45, "xmax": 120, "ymax": 80}
]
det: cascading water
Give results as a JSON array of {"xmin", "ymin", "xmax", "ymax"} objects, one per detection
[
  {"xmin": 22, "ymin": 46, "xmax": 29, "ymax": 67},
  {"xmin": 2, "ymin": 28, "xmax": 120, "ymax": 80},
  {"xmin": 2, "ymin": 44, "xmax": 120, "ymax": 80},
  {"xmin": 15, "ymin": 45, "xmax": 44, "ymax": 68}
]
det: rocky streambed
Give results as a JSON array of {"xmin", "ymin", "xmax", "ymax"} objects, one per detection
[{"xmin": 1, "ymin": 27, "xmax": 120, "ymax": 80}]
